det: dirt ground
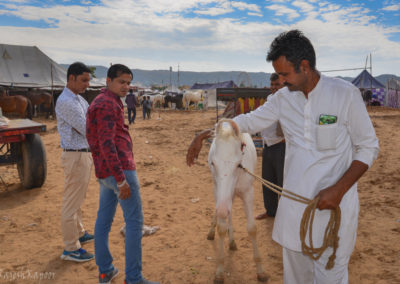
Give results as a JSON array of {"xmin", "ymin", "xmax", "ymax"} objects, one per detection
[{"xmin": 0, "ymin": 106, "xmax": 399, "ymax": 284}]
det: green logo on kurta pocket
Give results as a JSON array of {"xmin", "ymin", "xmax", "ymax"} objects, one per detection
[{"xmin": 319, "ymin": 114, "xmax": 337, "ymax": 125}]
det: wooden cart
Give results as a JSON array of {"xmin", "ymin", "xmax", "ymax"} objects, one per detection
[{"xmin": 0, "ymin": 119, "xmax": 47, "ymax": 189}]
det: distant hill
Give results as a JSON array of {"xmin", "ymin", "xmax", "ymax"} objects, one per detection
[{"xmin": 61, "ymin": 64, "xmax": 399, "ymax": 88}]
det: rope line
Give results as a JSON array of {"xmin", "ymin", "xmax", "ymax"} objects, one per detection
[{"xmin": 239, "ymin": 164, "xmax": 341, "ymax": 270}]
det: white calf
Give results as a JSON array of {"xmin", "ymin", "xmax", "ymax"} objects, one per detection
[{"xmin": 207, "ymin": 119, "xmax": 268, "ymax": 284}]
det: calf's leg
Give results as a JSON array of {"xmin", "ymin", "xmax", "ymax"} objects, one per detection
[
  {"xmin": 228, "ymin": 213, "xmax": 237, "ymax": 251},
  {"xmin": 207, "ymin": 213, "xmax": 217, "ymax": 240},
  {"xmin": 215, "ymin": 217, "xmax": 228, "ymax": 284},
  {"xmin": 242, "ymin": 188, "xmax": 268, "ymax": 282}
]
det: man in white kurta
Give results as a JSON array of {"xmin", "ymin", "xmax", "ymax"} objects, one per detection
[
  {"xmin": 186, "ymin": 29, "xmax": 379, "ymax": 283},
  {"xmin": 237, "ymin": 75, "xmax": 378, "ymax": 283},
  {"xmin": 234, "ymin": 72, "xmax": 379, "ymax": 259}
]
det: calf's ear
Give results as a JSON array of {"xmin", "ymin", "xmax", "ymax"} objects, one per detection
[{"xmin": 230, "ymin": 120, "xmax": 240, "ymax": 137}]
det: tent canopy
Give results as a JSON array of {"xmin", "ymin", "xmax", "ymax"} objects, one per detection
[
  {"xmin": 0, "ymin": 43, "xmax": 67, "ymax": 88},
  {"xmin": 351, "ymin": 69, "xmax": 384, "ymax": 89},
  {"xmin": 190, "ymin": 80, "xmax": 237, "ymax": 90},
  {"xmin": 164, "ymin": 85, "xmax": 182, "ymax": 93}
]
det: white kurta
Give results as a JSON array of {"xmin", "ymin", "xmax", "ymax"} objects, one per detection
[
  {"xmin": 261, "ymin": 93, "xmax": 285, "ymax": 147},
  {"xmin": 233, "ymin": 74, "xmax": 379, "ymax": 258}
]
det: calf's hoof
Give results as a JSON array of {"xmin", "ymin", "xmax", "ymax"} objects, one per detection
[
  {"xmin": 229, "ymin": 240, "xmax": 237, "ymax": 251},
  {"xmin": 214, "ymin": 276, "xmax": 224, "ymax": 284},
  {"xmin": 207, "ymin": 233, "xmax": 215, "ymax": 240},
  {"xmin": 257, "ymin": 272, "xmax": 269, "ymax": 282}
]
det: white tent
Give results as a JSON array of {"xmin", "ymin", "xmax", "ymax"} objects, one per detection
[
  {"xmin": 0, "ymin": 43, "xmax": 67, "ymax": 88},
  {"xmin": 164, "ymin": 85, "xmax": 181, "ymax": 93}
]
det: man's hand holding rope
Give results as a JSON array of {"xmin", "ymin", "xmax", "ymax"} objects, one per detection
[{"xmin": 316, "ymin": 160, "xmax": 369, "ymax": 210}]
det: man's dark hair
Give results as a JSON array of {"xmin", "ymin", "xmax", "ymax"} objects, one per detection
[
  {"xmin": 266, "ymin": 30, "xmax": 316, "ymax": 72},
  {"xmin": 107, "ymin": 64, "xmax": 133, "ymax": 80},
  {"xmin": 67, "ymin": 62, "xmax": 90, "ymax": 79},
  {"xmin": 270, "ymin": 73, "xmax": 279, "ymax": 81}
]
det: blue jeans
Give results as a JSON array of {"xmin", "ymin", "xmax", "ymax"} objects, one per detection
[
  {"xmin": 95, "ymin": 170, "xmax": 144, "ymax": 283},
  {"xmin": 128, "ymin": 108, "xmax": 136, "ymax": 124}
]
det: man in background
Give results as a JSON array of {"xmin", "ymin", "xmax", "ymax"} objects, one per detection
[
  {"xmin": 145, "ymin": 96, "xmax": 152, "ymax": 119},
  {"xmin": 141, "ymin": 96, "xmax": 149, "ymax": 120},
  {"xmin": 56, "ymin": 62, "xmax": 94, "ymax": 262},
  {"xmin": 256, "ymin": 73, "xmax": 285, "ymax": 220},
  {"xmin": 125, "ymin": 89, "xmax": 137, "ymax": 124}
]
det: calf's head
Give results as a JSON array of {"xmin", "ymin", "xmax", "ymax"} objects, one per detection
[{"xmin": 209, "ymin": 119, "xmax": 245, "ymax": 218}]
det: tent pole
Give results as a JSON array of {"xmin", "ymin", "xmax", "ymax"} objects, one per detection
[
  {"xmin": 364, "ymin": 55, "xmax": 368, "ymax": 70},
  {"xmin": 216, "ymin": 88, "xmax": 218, "ymax": 122},
  {"xmin": 51, "ymin": 63, "xmax": 55, "ymax": 119},
  {"xmin": 370, "ymin": 53, "xmax": 372, "ymax": 92}
]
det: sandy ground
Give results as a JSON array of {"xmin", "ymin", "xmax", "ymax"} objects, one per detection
[{"xmin": 0, "ymin": 106, "xmax": 399, "ymax": 284}]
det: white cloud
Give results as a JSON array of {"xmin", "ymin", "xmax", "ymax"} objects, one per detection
[
  {"xmin": 265, "ymin": 4, "xmax": 301, "ymax": 20},
  {"xmin": 248, "ymin": 11, "xmax": 263, "ymax": 17},
  {"xmin": 320, "ymin": 3, "xmax": 345, "ymax": 13},
  {"xmin": 0, "ymin": 0, "xmax": 398, "ymax": 77},
  {"xmin": 231, "ymin": 1, "xmax": 261, "ymax": 12},
  {"xmin": 194, "ymin": 6, "xmax": 233, "ymax": 16},
  {"xmin": 292, "ymin": 0, "xmax": 315, "ymax": 13},
  {"xmin": 382, "ymin": 4, "xmax": 400, "ymax": 11},
  {"xmin": 319, "ymin": 5, "xmax": 376, "ymax": 25}
]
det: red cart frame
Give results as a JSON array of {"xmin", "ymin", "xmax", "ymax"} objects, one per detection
[{"xmin": 0, "ymin": 119, "xmax": 47, "ymax": 189}]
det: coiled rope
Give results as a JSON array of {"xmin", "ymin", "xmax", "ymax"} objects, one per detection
[{"xmin": 239, "ymin": 164, "xmax": 341, "ymax": 269}]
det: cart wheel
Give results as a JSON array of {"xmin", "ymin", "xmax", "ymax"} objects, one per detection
[{"xmin": 17, "ymin": 133, "xmax": 47, "ymax": 189}]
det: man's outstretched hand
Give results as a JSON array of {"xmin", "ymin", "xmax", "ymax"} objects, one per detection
[{"xmin": 186, "ymin": 129, "xmax": 213, "ymax": 166}]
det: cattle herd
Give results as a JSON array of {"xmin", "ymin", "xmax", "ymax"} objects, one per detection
[
  {"xmin": 0, "ymin": 87, "xmax": 54, "ymax": 119},
  {"xmin": 136, "ymin": 89, "xmax": 206, "ymax": 110},
  {"xmin": 0, "ymin": 87, "xmax": 208, "ymax": 120}
]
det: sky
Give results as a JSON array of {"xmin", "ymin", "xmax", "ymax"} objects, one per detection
[{"xmin": 0, "ymin": 0, "xmax": 399, "ymax": 77}]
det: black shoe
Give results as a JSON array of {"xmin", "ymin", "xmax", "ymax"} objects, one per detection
[
  {"xmin": 79, "ymin": 231, "xmax": 94, "ymax": 244},
  {"xmin": 99, "ymin": 267, "xmax": 119, "ymax": 284}
]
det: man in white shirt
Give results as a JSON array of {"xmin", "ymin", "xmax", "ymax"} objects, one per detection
[
  {"xmin": 256, "ymin": 73, "xmax": 285, "ymax": 220},
  {"xmin": 56, "ymin": 62, "xmax": 94, "ymax": 262},
  {"xmin": 187, "ymin": 30, "xmax": 379, "ymax": 283}
]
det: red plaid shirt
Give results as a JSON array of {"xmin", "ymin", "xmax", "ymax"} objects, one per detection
[{"xmin": 86, "ymin": 88, "xmax": 135, "ymax": 182}]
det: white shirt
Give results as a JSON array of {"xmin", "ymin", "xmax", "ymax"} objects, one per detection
[
  {"xmin": 55, "ymin": 87, "xmax": 89, "ymax": 149},
  {"xmin": 260, "ymin": 93, "xmax": 284, "ymax": 146},
  {"xmin": 233, "ymin": 74, "xmax": 379, "ymax": 257}
]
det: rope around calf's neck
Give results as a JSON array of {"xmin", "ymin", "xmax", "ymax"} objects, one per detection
[{"xmin": 238, "ymin": 164, "xmax": 341, "ymax": 270}]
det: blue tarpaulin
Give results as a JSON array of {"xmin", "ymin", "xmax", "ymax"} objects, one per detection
[
  {"xmin": 351, "ymin": 69, "xmax": 384, "ymax": 89},
  {"xmin": 190, "ymin": 80, "xmax": 237, "ymax": 90}
]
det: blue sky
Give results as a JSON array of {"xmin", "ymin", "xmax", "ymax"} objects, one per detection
[{"xmin": 0, "ymin": 0, "xmax": 399, "ymax": 79}]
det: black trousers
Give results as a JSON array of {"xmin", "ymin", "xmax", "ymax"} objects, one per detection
[{"xmin": 261, "ymin": 142, "xmax": 285, "ymax": 217}]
